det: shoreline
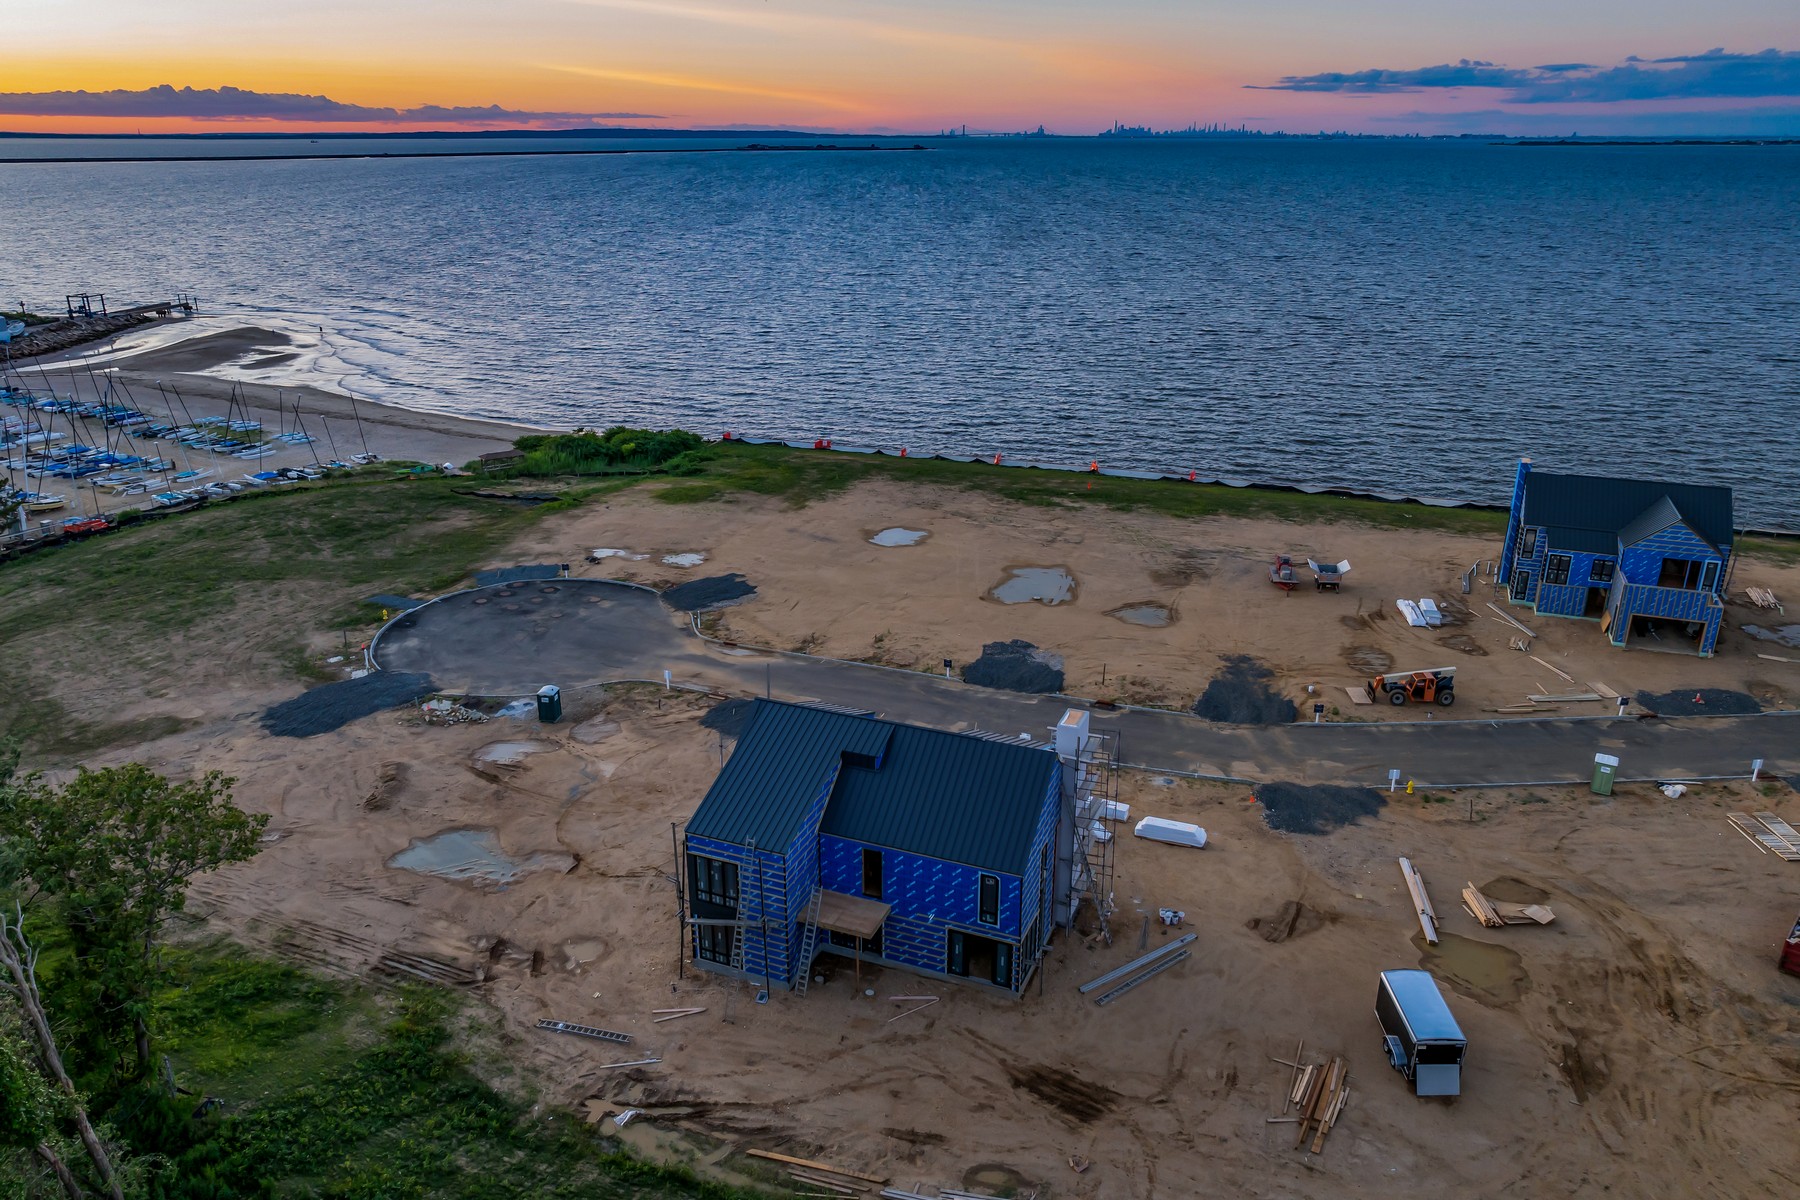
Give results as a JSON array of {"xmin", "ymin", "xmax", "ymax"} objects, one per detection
[
  {"xmin": 14, "ymin": 318, "xmax": 1799, "ymax": 538},
  {"xmin": 0, "ymin": 144, "xmax": 926, "ymax": 167}
]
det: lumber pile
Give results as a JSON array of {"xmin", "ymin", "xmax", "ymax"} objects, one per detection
[
  {"xmin": 1745, "ymin": 586, "xmax": 1782, "ymax": 612},
  {"xmin": 1461, "ymin": 883, "xmax": 1555, "ymax": 927},
  {"xmin": 1285, "ymin": 1055, "xmax": 1350, "ymax": 1154},
  {"xmin": 1529, "ymin": 693, "xmax": 1602, "ymax": 703},
  {"xmin": 1530, "ymin": 655, "xmax": 1576, "ymax": 684},
  {"xmin": 1486, "ymin": 602, "xmax": 1537, "ymax": 638},
  {"xmin": 1398, "ymin": 857, "xmax": 1439, "ymax": 944},
  {"xmin": 1727, "ymin": 813, "xmax": 1800, "ymax": 862}
]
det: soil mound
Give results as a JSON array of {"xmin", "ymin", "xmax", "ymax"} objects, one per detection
[
  {"xmin": 1633, "ymin": 688, "xmax": 1761, "ymax": 716},
  {"xmin": 663, "ymin": 573, "xmax": 757, "ymax": 612},
  {"xmin": 261, "ymin": 672, "xmax": 436, "ymax": 738},
  {"xmin": 1254, "ymin": 781, "xmax": 1385, "ymax": 835},
  {"xmin": 1193, "ymin": 656, "xmax": 1296, "ymax": 724},
  {"xmin": 962, "ymin": 640, "xmax": 1065, "ymax": 694}
]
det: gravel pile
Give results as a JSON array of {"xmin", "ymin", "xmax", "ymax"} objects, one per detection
[
  {"xmin": 962, "ymin": 640, "xmax": 1065, "ymax": 694},
  {"xmin": 1633, "ymin": 688, "xmax": 1762, "ymax": 717},
  {"xmin": 1253, "ymin": 782, "xmax": 1386, "ymax": 835},
  {"xmin": 473, "ymin": 564, "xmax": 562, "ymax": 586},
  {"xmin": 1193, "ymin": 656, "xmax": 1297, "ymax": 724},
  {"xmin": 261, "ymin": 672, "xmax": 436, "ymax": 738},
  {"xmin": 663, "ymin": 573, "xmax": 757, "ymax": 612},
  {"xmin": 700, "ymin": 697, "xmax": 756, "ymax": 739}
]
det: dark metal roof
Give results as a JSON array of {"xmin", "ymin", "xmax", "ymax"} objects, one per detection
[
  {"xmin": 686, "ymin": 699, "xmax": 1060, "ymax": 874},
  {"xmin": 685, "ymin": 701, "xmax": 892, "ymax": 852},
  {"xmin": 823, "ymin": 723, "xmax": 1059, "ymax": 875},
  {"xmin": 1520, "ymin": 470, "xmax": 1733, "ymax": 554},
  {"xmin": 1540, "ymin": 526, "xmax": 1618, "ymax": 557},
  {"xmin": 1616, "ymin": 493, "xmax": 1716, "ymax": 553}
]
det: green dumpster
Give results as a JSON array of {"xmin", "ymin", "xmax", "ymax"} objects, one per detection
[{"xmin": 1591, "ymin": 752, "xmax": 1618, "ymax": 796}]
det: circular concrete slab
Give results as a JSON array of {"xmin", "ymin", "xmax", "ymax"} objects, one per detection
[{"xmin": 372, "ymin": 579, "xmax": 693, "ymax": 693}]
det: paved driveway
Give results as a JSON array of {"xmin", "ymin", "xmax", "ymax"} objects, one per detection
[{"xmin": 374, "ymin": 579, "xmax": 1797, "ymax": 787}]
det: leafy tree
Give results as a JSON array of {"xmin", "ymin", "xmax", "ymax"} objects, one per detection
[{"xmin": 0, "ymin": 765, "xmax": 266, "ymax": 1079}]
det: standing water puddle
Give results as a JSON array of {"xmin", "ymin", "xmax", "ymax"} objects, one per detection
[
  {"xmin": 869, "ymin": 527, "xmax": 929, "ymax": 547},
  {"xmin": 988, "ymin": 567, "xmax": 1077, "ymax": 605},
  {"xmin": 388, "ymin": 829, "xmax": 574, "ymax": 886},
  {"xmin": 1108, "ymin": 603, "xmax": 1172, "ymax": 627}
]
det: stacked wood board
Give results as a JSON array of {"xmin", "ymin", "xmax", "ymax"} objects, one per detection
[
  {"xmin": 1745, "ymin": 587, "xmax": 1782, "ymax": 611},
  {"xmin": 1728, "ymin": 813, "xmax": 1800, "ymax": 862},
  {"xmin": 1461, "ymin": 883, "xmax": 1555, "ymax": 927},
  {"xmin": 1399, "ymin": 857, "xmax": 1439, "ymax": 944}
]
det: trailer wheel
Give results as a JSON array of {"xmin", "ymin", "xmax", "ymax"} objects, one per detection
[{"xmin": 1388, "ymin": 689, "xmax": 1408, "ymax": 706}]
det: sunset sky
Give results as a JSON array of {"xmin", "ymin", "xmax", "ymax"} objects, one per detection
[{"xmin": 8, "ymin": 0, "xmax": 1800, "ymax": 135}]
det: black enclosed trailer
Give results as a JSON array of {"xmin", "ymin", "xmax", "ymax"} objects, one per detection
[{"xmin": 1375, "ymin": 969, "xmax": 1467, "ymax": 1096}]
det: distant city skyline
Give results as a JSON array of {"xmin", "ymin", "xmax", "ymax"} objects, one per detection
[{"xmin": 8, "ymin": 1, "xmax": 1799, "ymax": 136}]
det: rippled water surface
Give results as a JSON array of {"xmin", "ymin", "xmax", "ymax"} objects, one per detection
[{"xmin": 4, "ymin": 137, "xmax": 1796, "ymax": 525}]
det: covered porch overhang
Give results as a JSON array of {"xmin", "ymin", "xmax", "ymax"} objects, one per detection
[{"xmin": 811, "ymin": 889, "xmax": 891, "ymax": 991}]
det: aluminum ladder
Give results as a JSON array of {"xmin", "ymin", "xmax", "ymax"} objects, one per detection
[{"xmin": 792, "ymin": 888, "xmax": 824, "ymax": 997}]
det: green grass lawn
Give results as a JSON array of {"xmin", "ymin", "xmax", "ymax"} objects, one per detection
[
  {"xmin": 133, "ymin": 942, "xmax": 770, "ymax": 1200},
  {"xmin": 658, "ymin": 441, "xmax": 1513, "ymax": 535}
]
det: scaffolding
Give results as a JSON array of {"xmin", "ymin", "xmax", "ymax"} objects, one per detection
[{"xmin": 1068, "ymin": 726, "xmax": 1120, "ymax": 944}]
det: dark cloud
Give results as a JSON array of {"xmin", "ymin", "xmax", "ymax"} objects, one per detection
[
  {"xmin": 0, "ymin": 85, "xmax": 659, "ymax": 124},
  {"xmin": 1253, "ymin": 48, "xmax": 1800, "ymax": 104}
]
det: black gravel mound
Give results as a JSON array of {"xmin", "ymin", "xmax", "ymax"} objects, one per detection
[
  {"xmin": 1194, "ymin": 656, "xmax": 1298, "ymax": 724},
  {"xmin": 963, "ymin": 640, "xmax": 1065, "ymax": 694},
  {"xmin": 663, "ymin": 573, "xmax": 757, "ymax": 612},
  {"xmin": 1634, "ymin": 688, "xmax": 1762, "ymax": 717},
  {"xmin": 261, "ymin": 672, "xmax": 436, "ymax": 738},
  {"xmin": 700, "ymin": 697, "xmax": 756, "ymax": 739},
  {"xmin": 474, "ymin": 564, "xmax": 561, "ymax": 586},
  {"xmin": 1254, "ymin": 782, "xmax": 1386, "ymax": 835}
]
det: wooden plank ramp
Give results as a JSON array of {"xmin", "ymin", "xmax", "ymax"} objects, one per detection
[{"xmin": 1752, "ymin": 813, "xmax": 1800, "ymax": 855}]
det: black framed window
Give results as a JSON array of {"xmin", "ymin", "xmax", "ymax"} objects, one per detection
[
  {"xmin": 1590, "ymin": 559, "xmax": 1615, "ymax": 584},
  {"xmin": 861, "ymin": 848, "xmax": 883, "ymax": 899},
  {"xmin": 978, "ymin": 874, "xmax": 999, "ymax": 925},
  {"xmin": 1544, "ymin": 555, "xmax": 1571, "ymax": 586},
  {"xmin": 689, "ymin": 854, "xmax": 738, "ymax": 909},
  {"xmin": 695, "ymin": 924, "xmax": 734, "ymax": 965},
  {"xmin": 1518, "ymin": 527, "xmax": 1538, "ymax": 557}
]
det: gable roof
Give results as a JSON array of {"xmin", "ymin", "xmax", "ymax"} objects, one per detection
[
  {"xmin": 686, "ymin": 699, "xmax": 1060, "ymax": 875},
  {"xmin": 1521, "ymin": 470, "xmax": 1733, "ymax": 556},
  {"xmin": 1617, "ymin": 493, "xmax": 1718, "ymax": 554}
]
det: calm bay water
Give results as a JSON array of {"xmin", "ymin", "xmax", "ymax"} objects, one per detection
[{"xmin": 3, "ymin": 136, "xmax": 1797, "ymax": 526}]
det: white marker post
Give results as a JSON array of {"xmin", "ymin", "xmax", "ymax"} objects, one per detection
[
  {"xmin": 1388, "ymin": 768, "xmax": 1401, "ymax": 794},
  {"xmin": 1752, "ymin": 758, "xmax": 1764, "ymax": 783},
  {"xmin": 663, "ymin": 669, "xmax": 672, "ymax": 691}
]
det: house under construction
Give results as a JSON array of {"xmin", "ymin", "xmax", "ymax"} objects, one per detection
[{"xmin": 679, "ymin": 700, "xmax": 1116, "ymax": 995}]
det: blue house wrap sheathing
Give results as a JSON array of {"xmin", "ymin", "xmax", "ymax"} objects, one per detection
[
  {"xmin": 683, "ymin": 699, "xmax": 1062, "ymax": 993},
  {"xmin": 1498, "ymin": 458, "xmax": 1734, "ymax": 655}
]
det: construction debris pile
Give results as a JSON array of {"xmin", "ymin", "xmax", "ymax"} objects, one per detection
[
  {"xmin": 1461, "ymin": 883, "xmax": 1555, "ymax": 927},
  {"xmin": 1275, "ymin": 1051, "xmax": 1351, "ymax": 1154},
  {"xmin": 419, "ymin": 698, "xmax": 490, "ymax": 726}
]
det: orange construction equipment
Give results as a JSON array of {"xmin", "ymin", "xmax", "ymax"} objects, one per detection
[{"xmin": 1369, "ymin": 666, "xmax": 1456, "ymax": 707}]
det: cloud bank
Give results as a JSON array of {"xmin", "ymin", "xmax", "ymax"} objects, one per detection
[
  {"xmin": 1254, "ymin": 48, "xmax": 1800, "ymax": 104},
  {"xmin": 0, "ymin": 85, "xmax": 659, "ymax": 124}
]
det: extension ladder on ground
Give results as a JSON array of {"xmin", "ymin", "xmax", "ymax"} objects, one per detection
[{"xmin": 792, "ymin": 888, "xmax": 824, "ymax": 997}]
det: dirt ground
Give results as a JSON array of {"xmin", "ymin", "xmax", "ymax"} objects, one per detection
[
  {"xmin": 509, "ymin": 479, "xmax": 1800, "ymax": 720},
  {"xmin": 140, "ymin": 683, "xmax": 1800, "ymax": 1200}
]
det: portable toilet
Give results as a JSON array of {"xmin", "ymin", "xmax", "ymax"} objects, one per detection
[
  {"xmin": 535, "ymin": 685, "xmax": 562, "ymax": 723},
  {"xmin": 1375, "ymin": 969, "xmax": 1467, "ymax": 1096}
]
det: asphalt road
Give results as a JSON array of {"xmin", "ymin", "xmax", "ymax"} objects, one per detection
[{"xmin": 373, "ymin": 579, "xmax": 1797, "ymax": 787}]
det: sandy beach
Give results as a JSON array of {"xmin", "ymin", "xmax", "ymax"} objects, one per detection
[{"xmin": 8, "ymin": 319, "xmax": 533, "ymax": 515}]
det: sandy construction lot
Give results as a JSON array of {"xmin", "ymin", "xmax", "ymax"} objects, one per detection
[{"xmin": 156, "ymin": 682, "xmax": 1800, "ymax": 1199}]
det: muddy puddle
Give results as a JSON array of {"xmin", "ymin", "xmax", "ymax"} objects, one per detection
[
  {"xmin": 388, "ymin": 828, "xmax": 575, "ymax": 886},
  {"xmin": 988, "ymin": 566, "xmax": 1076, "ymax": 605},
  {"xmin": 1108, "ymin": 602, "xmax": 1172, "ymax": 627},
  {"xmin": 1414, "ymin": 931, "xmax": 1529, "ymax": 1006},
  {"xmin": 869, "ymin": 527, "xmax": 929, "ymax": 547}
]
